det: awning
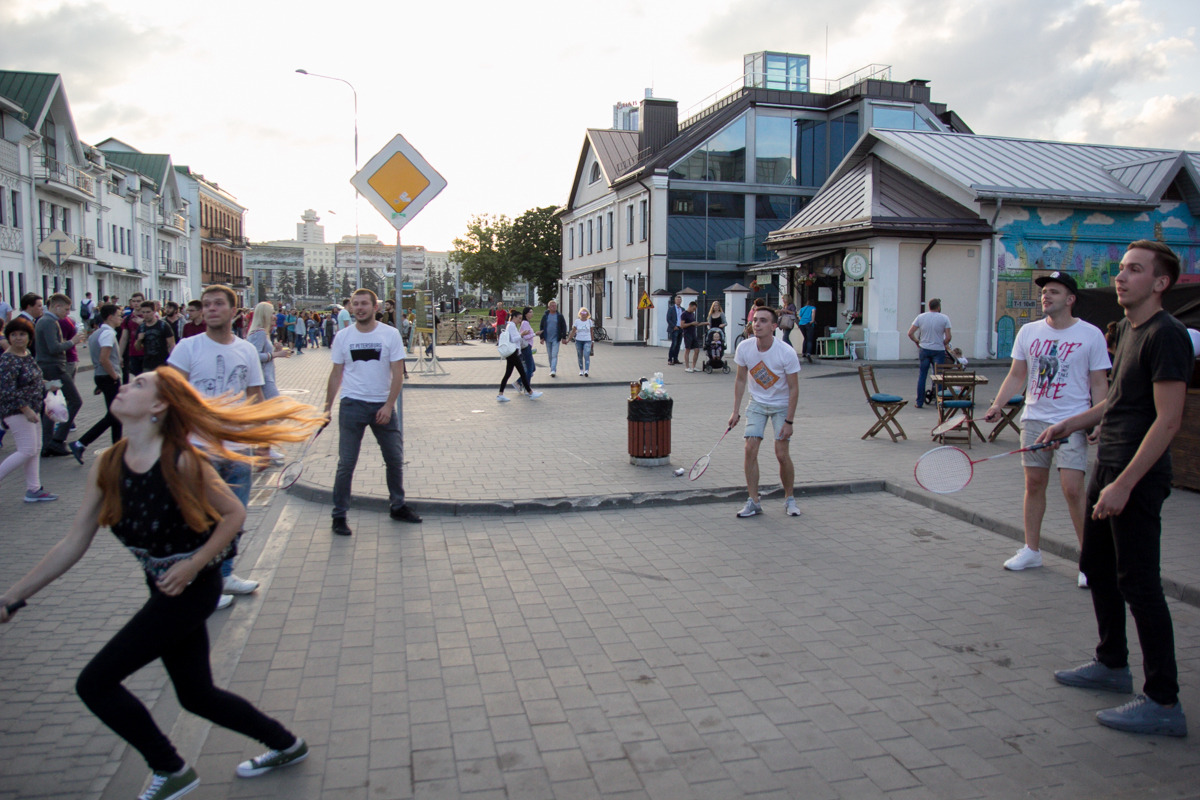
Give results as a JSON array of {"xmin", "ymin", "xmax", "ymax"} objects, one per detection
[{"xmin": 744, "ymin": 247, "xmax": 843, "ymax": 274}]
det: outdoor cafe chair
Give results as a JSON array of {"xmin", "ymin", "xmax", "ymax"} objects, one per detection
[{"xmin": 858, "ymin": 365, "xmax": 907, "ymax": 442}]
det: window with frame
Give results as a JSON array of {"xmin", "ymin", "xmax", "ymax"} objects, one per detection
[
  {"xmin": 10, "ymin": 191, "xmax": 19, "ymax": 228},
  {"xmin": 587, "ymin": 220, "xmax": 593, "ymax": 254},
  {"xmin": 640, "ymin": 200, "xmax": 647, "ymax": 241},
  {"xmin": 606, "ymin": 280, "xmax": 613, "ymax": 318},
  {"xmin": 589, "ymin": 163, "xmax": 602, "ymax": 184},
  {"xmin": 597, "ymin": 215, "xmax": 603, "ymax": 250},
  {"xmin": 626, "ymin": 205, "xmax": 634, "ymax": 244},
  {"xmin": 607, "ymin": 211, "xmax": 614, "ymax": 249},
  {"xmin": 568, "ymin": 227, "xmax": 575, "ymax": 259}
]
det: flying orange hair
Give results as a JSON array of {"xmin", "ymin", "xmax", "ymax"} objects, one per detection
[{"xmin": 96, "ymin": 367, "xmax": 326, "ymax": 533}]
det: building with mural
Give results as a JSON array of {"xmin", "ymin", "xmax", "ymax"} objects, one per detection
[{"xmin": 765, "ymin": 130, "xmax": 1199, "ymax": 361}]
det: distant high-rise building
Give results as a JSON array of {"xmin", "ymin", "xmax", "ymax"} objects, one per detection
[{"xmin": 297, "ymin": 209, "xmax": 325, "ymax": 243}]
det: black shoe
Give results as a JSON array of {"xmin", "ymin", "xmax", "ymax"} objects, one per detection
[
  {"xmin": 42, "ymin": 446, "xmax": 70, "ymax": 457},
  {"xmin": 332, "ymin": 517, "xmax": 352, "ymax": 536},
  {"xmin": 390, "ymin": 505, "xmax": 422, "ymax": 524}
]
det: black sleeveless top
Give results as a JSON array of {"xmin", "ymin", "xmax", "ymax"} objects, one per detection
[{"xmin": 111, "ymin": 459, "xmax": 231, "ymax": 579}]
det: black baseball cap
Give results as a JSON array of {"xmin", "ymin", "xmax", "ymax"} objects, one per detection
[{"xmin": 1034, "ymin": 271, "xmax": 1078, "ymax": 295}]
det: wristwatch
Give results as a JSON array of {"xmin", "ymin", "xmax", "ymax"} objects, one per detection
[{"xmin": 784, "ymin": 419, "xmax": 794, "ymax": 425}]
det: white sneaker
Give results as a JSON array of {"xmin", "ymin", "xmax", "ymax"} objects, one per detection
[
  {"xmin": 216, "ymin": 594, "xmax": 235, "ymax": 610},
  {"xmin": 1004, "ymin": 546, "xmax": 1043, "ymax": 571},
  {"xmin": 528, "ymin": 391, "xmax": 543, "ymax": 399},
  {"xmin": 579, "ymin": 371, "xmax": 584, "ymax": 376},
  {"xmin": 684, "ymin": 368, "xmax": 694, "ymax": 373},
  {"xmin": 497, "ymin": 394, "xmax": 510, "ymax": 403},
  {"xmin": 550, "ymin": 372, "xmax": 556, "ymax": 377},
  {"xmin": 1078, "ymin": 571, "xmax": 1088, "ymax": 589},
  {"xmin": 223, "ymin": 574, "xmax": 259, "ymax": 595},
  {"xmin": 736, "ymin": 498, "xmax": 762, "ymax": 518},
  {"xmin": 784, "ymin": 497, "xmax": 801, "ymax": 516}
]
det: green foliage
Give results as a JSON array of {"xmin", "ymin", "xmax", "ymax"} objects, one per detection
[
  {"xmin": 314, "ymin": 266, "xmax": 331, "ymax": 297},
  {"xmin": 452, "ymin": 214, "xmax": 515, "ymax": 299},
  {"xmin": 509, "ymin": 206, "xmax": 562, "ymax": 305},
  {"xmin": 339, "ymin": 272, "xmax": 353, "ymax": 299}
]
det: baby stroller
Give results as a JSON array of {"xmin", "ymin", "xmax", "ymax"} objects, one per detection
[{"xmin": 702, "ymin": 328, "xmax": 730, "ymax": 374}]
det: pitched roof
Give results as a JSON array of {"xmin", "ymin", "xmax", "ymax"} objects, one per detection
[
  {"xmin": 102, "ymin": 150, "xmax": 172, "ymax": 190},
  {"xmin": 842, "ymin": 129, "xmax": 1200, "ymax": 209},
  {"xmin": 588, "ymin": 129, "xmax": 640, "ymax": 182},
  {"xmin": 0, "ymin": 70, "xmax": 60, "ymax": 126}
]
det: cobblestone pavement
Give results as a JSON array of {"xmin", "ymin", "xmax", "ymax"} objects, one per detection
[{"xmin": 1, "ymin": 340, "xmax": 1198, "ymax": 799}]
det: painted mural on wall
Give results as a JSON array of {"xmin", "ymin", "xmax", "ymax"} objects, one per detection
[{"xmin": 994, "ymin": 203, "xmax": 1199, "ymax": 358}]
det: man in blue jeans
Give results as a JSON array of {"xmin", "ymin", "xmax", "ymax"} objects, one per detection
[
  {"xmin": 324, "ymin": 288, "xmax": 421, "ymax": 536},
  {"xmin": 906, "ymin": 298, "xmax": 952, "ymax": 408},
  {"xmin": 1040, "ymin": 240, "xmax": 1192, "ymax": 737},
  {"xmin": 666, "ymin": 295, "xmax": 683, "ymax": 366}
]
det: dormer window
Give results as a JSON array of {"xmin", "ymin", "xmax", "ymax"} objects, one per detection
[{"xmin": 589, "ymin": 163, "xmax": 602, "ymax": 184}]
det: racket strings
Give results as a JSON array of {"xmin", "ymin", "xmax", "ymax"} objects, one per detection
[
  {"xmin": 689, "ymin": 455, "xmax": 711, "ymax": 480},
  {"xmin": 914, "ymin": 446, "xmax": 973, "ymax": 494}
]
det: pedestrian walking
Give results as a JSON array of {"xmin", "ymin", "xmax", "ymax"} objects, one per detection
[
  {"xmin": 518, "ymin": 306, "xmax": 537, "ymax": 382},
  {"xmin": 70, "ymin": 305, "xmax": 125, "ymax": 462},
  {"xmin": 907, "ymin": 298, "xmax": 952, "ymax": 407},
  {"xmin": 323, "ymin": 288, "xmax": 422, "ymax": 537},
  {"xmin": 681, "ymin": 301, "xmax": 701, "ymax": 372},
  {"xmin": 778, "ymin": 297, "xmax": 797, "ymax": 347},
  {"xmin": 569, "ymin": 307, "xmax": 594, "ymax": 376},
  {"xmin": 35, "ymin": 293, "xmax": 86, "ymax": 457},
  {"xmin": 496, "ymin": 307, "xmax": 540, "ymax": 402},
  {"xmin": 982, "ymin": 272, "xmax": 1110, "ymax": 585},
  {"xmin": 247, "ymin": 302, "xmax": 292, "ymax": 400},
  {"xmin": 118, "ymin": 292, "xmax": 148, "ymax": 380},
  {"xmin": 1041, "ymin": 240, "xmax": 1193, "ymax": 737},
  {"xmin": 0, "ymin": 317, "xmax": 56, "ymax": 502},
  {"xmin": 135, "ymin": 301, "xmax": 176, "ymax": 371},
  {"xmin": 538, "ymin": 299, "xmax": 569, "ymax": 377},
  {"xmin": 729, "ymin": 306, "xmax": 802, "ymax": 518},
  {"xmin": 0, "ymin": 368, "xmax": 323, "ymax": 800},
  {"xmin": 181, "ymin": 300, "xmax": 206, "ymax": 339}
]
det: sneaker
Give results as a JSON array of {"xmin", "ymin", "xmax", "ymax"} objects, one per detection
[
  {"xmin": 1054, "ymin": 658, "xmax": 1133, "ymax": 694},
  {"xmin": 684, "ymin": 368, "xmax": 694, "ymax": 373},
  {"xmin": 216, "ymin": 594, "xmax": 234, "ymax": 610},
  {"xmin": 138, "ymin": 765, "xmax": 199, "ymax": 800},
  {"xmin": 24, "ymin": 486, "xmax": 58, "ymax": 503},
  {"xmin": 1096, "ymin": 695, "xmax": 1187, "ymax": 737},
  {"xmin": 1004, "ymin": 546, "xmax": 1043, "ymax": 571},
  {"xmin": 527, "ymin": 391, "xmax": 543, "ymax": 399},
  {"xmin": 550, "ymin": 372, "xmax": 556, "ymax": 377},
  {"xmin": 579, "ymin": 371, "xmax": 584, "ymax": 376},
  {"xmin": 1078, "ymin": 571, "xmax": 1089, "ymax": 589},
  {"xmin": 497, "ymin": 394, "xmax": 510, "ymax": 403},
  {"xmin": 390, "ymin": 505, "xmax": 422, "ymax": 524},
  {"xmin": 332, "ymin": 517, "xmax": 352, "ymax": 537},
  {"xmin": 784, "ymin": 497, "xmax": 801, "ymax": 517},
  {"xmin": 737, "ymin": 498, "xmax": 762, "ymax": 518},
  {"xmin": 69, "ymin": 440, "xmax": 86, "ymax": 465},
  {"xmin": 584, "ymin": 371, "xmax": 589, "ymax": 377},
  {"xmin": 223, "ymin": 574, "xmax": 259, "ymax": 595},
  {"xmin": 236, "ymin": 737, "xmax": 309, "ymax": 778}
]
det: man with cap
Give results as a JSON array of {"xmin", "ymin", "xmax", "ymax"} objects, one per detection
[{"xmin": 984, "ymin": 271, "xmax": 1110, "ymax": 585}]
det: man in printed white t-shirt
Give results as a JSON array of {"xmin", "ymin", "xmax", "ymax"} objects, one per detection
[
  {"xmin": 168, "ymin": 284, "xmax": 266, "ymax": 608},
  {"xmin": 325, "ymin": 288, "xmax": 421, "ymax": 537},
  {"xmin": 729, "ymin": 306, "xmax": 803, "ymax": 519},
  {"xmin": 984, "ymin": 271, "xmax": 1110, "ymax": 585}
]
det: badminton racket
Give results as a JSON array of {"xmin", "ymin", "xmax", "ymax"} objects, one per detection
[
  {"xmin": 4, "ymin": 600, "xmax": 26, "ymax": 617},
  {"xmin": 931, "ymin": 416, "xmax": 969, "ymax": 436},
  {"xmin": 689, "ymin": 426, "xmax": 733, "ymax": 480},
  {"xmin": 277, "ymin": 422, "xmax": 329, "ymax": 490},
  {"xmin": 915, "ymin": 438, "xmax": 1068, "ymax": 494}
]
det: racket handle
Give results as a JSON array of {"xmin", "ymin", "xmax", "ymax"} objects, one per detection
[
  {"xmin": 4, "ymin": 599, "xmax": 26, "ymax": 616},
  {"xmin": 1027, "ymin": 437, "xmax": 1070, "ymax": 452}
]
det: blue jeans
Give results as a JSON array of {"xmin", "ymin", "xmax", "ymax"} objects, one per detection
[
  {"xmin": 667, "ymin": 329, "xmax": 682, "ymax": 363},
  {"xmin": 333, "ymin": 396, "xmax": 405, "ymax": 518},
  {"xmin": 520, "ymin": 345, "xmax": 536, "ymax": 380},
  {"xmin": 214, "ymin": 458, "xmax": 251, "ymax": 579},
  {"xmin": 575, "ymin": 340, "xmax": 592, "ymax": 372},
  {"xmin": 546, "ymin": 338, "xmax": 561, "ymax": 373},
  {"xmin": 916, "ymin": 347, "xmax": 946, "ymax": 407}
]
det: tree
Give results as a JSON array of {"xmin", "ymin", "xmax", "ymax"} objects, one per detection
[
  {"xmin": 315, "ymin": 266, "xmax": 331, "ymax": 298},
  {"xmin": 277, "ymin": 270, "xmax": 295, "ymax": 305},
  {"xmin": 257, "ymin": 281, "xmax": 269, "ymax": 305},
  {"xmin": 361, "ymin": 268, "xmax": 381, "ymax": 297},
  {"xmin": 452, "ymin": 214, "xmax": 516, "ymax": 299},
  {"xmin": 339, "ymin": 272, "xmax": 353, "ymax": 299},
  {"xmin": 508, "ymin": 206, "xmax": 562, "ymax": 305}
]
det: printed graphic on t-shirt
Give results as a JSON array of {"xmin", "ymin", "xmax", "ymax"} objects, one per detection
[
  {"xmin": 350, "ymin": 343, "xmax": 383, "ymax": 362},
  {"xmin": 1029, "ymin": 338, "xmax": 1083, "ymax": 401},
  {"xmin": 192, "ymin": 354, "xmax": 249, "ymax": 399},
  {"xmin": 749, "ymin": 361, "xmax": 780, "ymax": 391}
]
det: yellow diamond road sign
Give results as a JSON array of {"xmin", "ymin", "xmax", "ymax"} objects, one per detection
[{"xmin": 351, "ymin": 134, "xmax": 447, "ymax": 232}]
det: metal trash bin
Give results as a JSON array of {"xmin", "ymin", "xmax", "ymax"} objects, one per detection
[{"xmin": 627, "ymin": 398, "xmax": 672, "ymax": 466}]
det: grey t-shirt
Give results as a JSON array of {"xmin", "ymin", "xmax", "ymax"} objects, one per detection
[{"xmin": 911, "ymin": 311, "xmax": 951, "ymax": 350}]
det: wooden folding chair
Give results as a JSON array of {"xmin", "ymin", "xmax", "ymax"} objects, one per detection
[
  {"xmin": 858, "ymin": 365, "xmax": 907, "ymax": 441},
  {"xmin": 987, "ymin": 395, "xmax": 1024, "ymax": 442},
  {"xmin": 934, "ymin": 373, "xmax": 984, "ymax": 448}
]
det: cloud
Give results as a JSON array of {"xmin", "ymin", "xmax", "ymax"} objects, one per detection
[{"xmin": 1084, "ymin": 212, "xmax": 1115, "ymax": 225}]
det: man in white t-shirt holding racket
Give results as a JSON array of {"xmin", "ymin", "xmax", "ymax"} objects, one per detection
[
  {"xmin": 983, "ymin": 271, "xmax": 1110, "ymax": 585},
  {"xmin": 729, "ymin": 306, "xmax": 802, "ymax": 518}
]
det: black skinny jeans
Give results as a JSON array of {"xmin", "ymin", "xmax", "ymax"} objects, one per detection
[
  {"xmin": 75, "ymin": 569, "xmax": 295, "ymax": 772},
  {"xmin": 498, "ymin": 351, "xmax": 530, "ymax": 395},
  {"xmin": 1080, "ymin": 464, "xmax": 1178, "ymax": 705},
  {"xmin": 78, "ymin": 375, "xmax": 122, "ymax": 447}
]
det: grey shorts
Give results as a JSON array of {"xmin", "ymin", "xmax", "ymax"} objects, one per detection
[
  {"xmin": 1021, "ymin": 419, "xmax": 1088, "ymax": 471},
  {"xmin": 744, "ymin": 400, "xmax": 791, "ymax": 441}
]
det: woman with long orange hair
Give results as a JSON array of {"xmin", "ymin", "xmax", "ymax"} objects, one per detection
[{"xmin": 0, "ymin": 367, "xmax": 325, "ymax": 800}]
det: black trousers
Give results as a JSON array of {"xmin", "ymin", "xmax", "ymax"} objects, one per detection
[
  {"xmin": 78, "ymin": 375, "xmax": 122, "ymax": 447},
  {"xmin": 1081, "ymin": 464, "xmax": 1178, "ymax": 705},
  {"xmin": 498, "ymin": 352, "xmax": 530, "ymax": 394},
  {"xmin": 75, "ymin": 569, "xmax": 295, "ymax": 772}
]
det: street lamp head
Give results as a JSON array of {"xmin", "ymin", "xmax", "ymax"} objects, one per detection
[{"xmin": 295, "ymin": 69, "xmax": 308, "ymax": 74}]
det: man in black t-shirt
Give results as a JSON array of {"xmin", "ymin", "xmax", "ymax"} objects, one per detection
[
  {"xmin": 135, "ymin": 300, "xmax": 175, "ymax": 370},
  {"xmin": 1040, "ymin": 240, "xmax": 1192, "ymax": 738}
]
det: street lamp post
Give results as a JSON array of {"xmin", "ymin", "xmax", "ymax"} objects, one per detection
[{"xmin": 295, "ymin": 69, "xmax": 361, "ymax": 289}]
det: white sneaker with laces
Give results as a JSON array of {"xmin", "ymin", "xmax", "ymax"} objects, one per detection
[
  {"xmin": 216, "ymin": 594, "xmax": 234, "ymax": 610},
  {"xmin": 497, "ymin": 394, "xmax": 510, "ymax": 403},
  {"xmin": 223, "ymin": 575, "xmax": 259, "ymax": 595},
  {"xmin": 784, "ymin": 497, "xmax": 801, "ymax": 516},
  {"xmin": 737, "ymin": 498, "xmax": 762, "ymax": 518},
  {"xmin": 1004, "ymin": 546, "xmax": 1043, "ymax": 571},
  {"xmin": 528, "ymin": 391, "xmax": 543, "ymax": 399}
]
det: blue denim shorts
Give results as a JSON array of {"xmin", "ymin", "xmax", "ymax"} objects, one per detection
[{"xmin": 744, "ymin": 400, "xmax": 790, "ymax": 440}]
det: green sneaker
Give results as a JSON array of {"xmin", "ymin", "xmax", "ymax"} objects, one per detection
[
  {"xmin": 138, "ymin": 766, "xmax": 198, "ymax": 800},
  {"xmin": 236, "ymin": 738, "xmax": 309, "ymax": 778}
]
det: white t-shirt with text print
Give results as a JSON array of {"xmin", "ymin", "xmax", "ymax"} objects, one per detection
[{"xmin": 331, "ymin": 322, "xmax": 406, "ymax": 403}]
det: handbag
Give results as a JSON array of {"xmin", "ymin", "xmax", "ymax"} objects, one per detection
[{"xmin": 45, "ymin": 388, "xmax": 69, "ymax": 423}]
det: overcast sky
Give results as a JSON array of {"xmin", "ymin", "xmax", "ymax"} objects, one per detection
[{"xmin": 3, "ymin": 0, "xmax": 1197, "ymax": 251}]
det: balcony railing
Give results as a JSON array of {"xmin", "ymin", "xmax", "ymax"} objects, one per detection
[
  {"xmin": 203, "ymin": 226, "xmax": 231, "ymax": 242},
  {"xmin": 232, "ymin": 275, "xmax": 252, "ymax": 288},
  {"xmin": 157, "ymin": 212, "xmax": 188, "ymax": 234},
  {"xmin": 158, "ymin": 257, "xmax": 187, "ymax": 276},
  {"xmin": 204, "ymin": 271, "xmax": 232, "ymax": 285},
  {"xmin": 38, "ymin": 227, "xmax": 96, "ymax": 260},
  {"xmin": 36, "ymin": 157, "xmax": 95, "ymax": 198},
  {"xmin": 229, "ymin": 235, "xmax": 249, "ymax": 249}
]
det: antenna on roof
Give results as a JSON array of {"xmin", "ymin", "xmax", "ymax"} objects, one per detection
[{"xmin": 825, "ymin": 25, "xmax": 829, "ymax": 81}]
